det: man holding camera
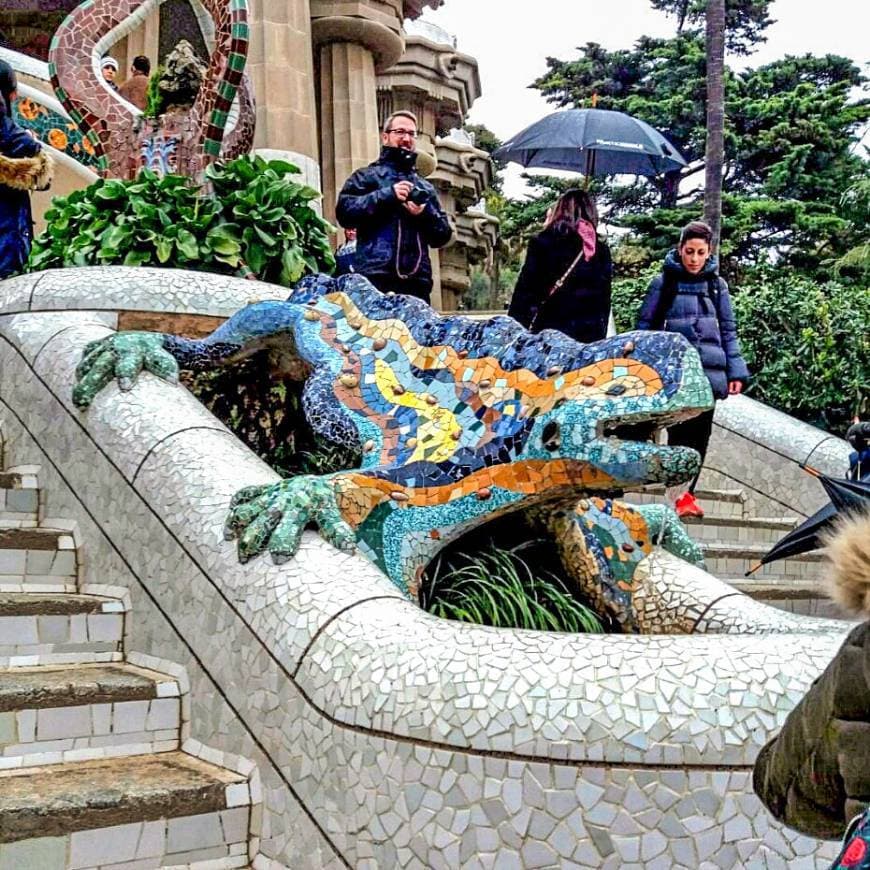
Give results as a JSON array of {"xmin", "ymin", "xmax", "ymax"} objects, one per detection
[{"xmin": 336, "ymin": 111, "xmax": 452, "ymax": 304}]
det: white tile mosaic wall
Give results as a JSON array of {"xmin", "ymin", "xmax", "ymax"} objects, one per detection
[
  {"xmin": 708, "ymin": 394, "xmax": 852, "ymax": 520},
  {"xmin": 0, "ymin": 268, "xmax": 855, "ymax": 867}
]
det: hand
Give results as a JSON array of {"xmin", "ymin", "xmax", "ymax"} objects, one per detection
[
  {"xmin": 393, "ymin": 180, "xmax": 413, "ymax": 202},
  {"xmin": 728, "ymin": 380, "xmax": 743, "ymax": 395},
  {"xmin": 403, "ymin": 200, "xmax": 426, "ymax": 216}
]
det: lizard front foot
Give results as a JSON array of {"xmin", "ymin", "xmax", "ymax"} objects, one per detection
[
  {"xmin": 73, "ymin": 332, "xmax": 178, "ymax": 408},
  {"xmin": 224, "ymin": 476, "xmax": 357, "ymax": 564}
]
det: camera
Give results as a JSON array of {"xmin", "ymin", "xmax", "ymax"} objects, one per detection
[{"xmin": 407, "ymin": 183, "xmax": 430, "ymax": 206}]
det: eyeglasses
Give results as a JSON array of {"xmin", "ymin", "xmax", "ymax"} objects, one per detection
[{"xmin": 386, "ymin": 128, "xmax": 418, "ymax": 139}]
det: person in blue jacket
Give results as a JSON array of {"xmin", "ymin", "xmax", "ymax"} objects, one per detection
[
  {"xmin": 636, "ymin": 220, "xmax": 750, "ymax": 518},
  {"xmin": 335, "ymin": 111, "xmax": 451, "ymax": 303},
  {"xmin": 0, "ymin": 60, "xmax": 51, "ymax": 280}
]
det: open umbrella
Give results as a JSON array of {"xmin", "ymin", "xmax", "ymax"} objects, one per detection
[
  {"xmin": 493, "ymin": 108, "xmax": 687, "ymax": 178},
  {"xmin": 745, "ymin": 467, "xmax": 870, "ymax": 576}
]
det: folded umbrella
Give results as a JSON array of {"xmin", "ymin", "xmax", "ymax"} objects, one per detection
[{"xmin": 745, "ymin": 468, "xmax": 870, "ymax": 576}]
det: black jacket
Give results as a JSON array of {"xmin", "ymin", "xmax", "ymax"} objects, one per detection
[
  {"xmin": 508, "ymin": 223, "xmax": 612, "ymax": 344},
  {"xmin": 753, "ymin": 513, "xmax": 870, "ymax": 841},
  {"xmin": 0, "ymin": 112, "xmax": 42, "ymax": 279},
  {"xmin": 335, "ymin": 147, "xmax": 452, "ymax": 289}
]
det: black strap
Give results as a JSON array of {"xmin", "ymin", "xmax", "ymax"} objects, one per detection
[{"xmin": 653, "ymin": 272, "xmax": 720, "ymax": 327}]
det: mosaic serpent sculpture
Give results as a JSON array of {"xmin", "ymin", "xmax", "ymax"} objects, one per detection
[
  {"xmin": 72, "ymin": 273, "xmax": 711, "ymax": 631},
  {"xmin": 47, "ymin": 0, "xmax": 253, "ymax": 177}
]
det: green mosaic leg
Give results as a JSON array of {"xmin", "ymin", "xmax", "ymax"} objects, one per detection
[
  {"xmin": 224, "ymin": 476, "xmax": 356, "ymax": 564},
  {"xmin": 635, "ymin": 503, "xmax": 706, "ymax": 568},
  {"xmin": 73, "ymin": 333, "xmax": 178, "ymax": 409}
]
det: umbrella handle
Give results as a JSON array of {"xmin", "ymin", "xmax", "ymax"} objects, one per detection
[{"xmin": 799, "ymin": 464, "xmax": 822, "ymax": 478}]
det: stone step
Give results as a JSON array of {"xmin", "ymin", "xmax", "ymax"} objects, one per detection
[
  {"xmin": 0, "ymin": 593, "xmax": 125, "ymax": 667},
  {"xmin": 682, "ymin": 513, "xmax": 799, "ymax": 545},
  {"xmin": 0, "ymin": 526, "xmax": 78, "ymax": 593},
  {"xmin": 627, "ymin": 486, "xmax": 748, "ymax": 518},
  {"xmin": 0, "ymin": 466, "xmax": 41, "ymax": 528},
  {"xmin": 0, "ymin": 663, "xmax": 181, "ymax": 767},
  {"xmin": 0, "ymin": 751, "xmax": 251, "ymax": 869},
  {"xmin": 729, "ymin": 580, "xmax": 850, "ymax": 620},
  {"xmin": 702, "ymin": 541, "xmax": 826, "ymax": 583}
]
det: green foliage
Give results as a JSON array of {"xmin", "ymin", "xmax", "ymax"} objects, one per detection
[
  {"xmin": 142, "ymin": 65, "xmax": 166, "ymax": 118},
  {"xmin": 529, "ymin": 37, "xmax": 869, "ymax": 277},
  {"xmin": 28, "ymin": 155, "xmax": 335, "ymax": 283},
  {"xmin": 421, "ymin": 541, "xmax": 603, "ymax": 633},
  {"xmin": 732, "ymin": 274, "xmax": 869, "ymax": 430},
  {"xmin": 649, "ymin": 0, "xmax": 774, "ymax": 53},
  {"xmin": 611, "ymin": 269, "xmax": 658, "ymax": 333},
  {"xmin": 205, "ymin": 156, "xmax": 335, "ymax": 282},
  {"xmin": 831, "ymin": 177, "xmax": 870, "ymax": 283}
]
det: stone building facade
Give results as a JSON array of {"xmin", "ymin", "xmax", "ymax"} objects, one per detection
[{"xmin": 2, "ymin": 0, "xmax": 494, "ymax": 308}]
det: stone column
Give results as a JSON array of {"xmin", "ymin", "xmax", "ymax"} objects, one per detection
[
  {"xmin": 247, "ymin": 0, "xmax": 321, "ymax": 188},
  {"xmin": 316, "ymin": 41, "xmax": 381, "ymax": 224},
  {"xmin": 116, "ymin": 8, "xmax": 160, "ymax": 80},
  {"xmin": 310, "ymin": 4, "xmax": 404, "ymax": 224}
]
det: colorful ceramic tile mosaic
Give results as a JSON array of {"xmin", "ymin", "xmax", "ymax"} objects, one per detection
[
  {"xmin": 73, "ymin": 273, "xmax": 714, "ymax": 600},
  {"xmin": 11, "ymin": 94, "xmax": 100, "ymax": 170},
  {"xmin": 47, "ymin": 0, "xmax": 254, "ymax": 178},
  {"xmin": 537, "ymin": 497, "xmax": 706, "ymax": 632}
]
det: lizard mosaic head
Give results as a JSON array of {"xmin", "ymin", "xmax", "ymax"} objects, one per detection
[{"xmin": 73, "ymin": 272, "xmax": 713, "ymax": 595}]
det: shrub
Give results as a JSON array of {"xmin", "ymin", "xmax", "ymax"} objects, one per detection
[
  {"xmin": 732, "ymin": 273, "xmax": 868, "ymax": 431},
  {"xmin": 28, "ymin": 155, "xmax": 335, "ymax": 283},
  {"xmin": 611, "ymin": 269, "xmax": 657, "ymax": 333}
]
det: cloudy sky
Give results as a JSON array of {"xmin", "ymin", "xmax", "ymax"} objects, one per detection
[{"xmin": 424, "ymin": 0, "xmax": 869, "ymax": 197}]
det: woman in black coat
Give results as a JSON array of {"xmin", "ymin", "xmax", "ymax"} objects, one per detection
[{"xmin": 508, "ymin": 189, "xmax": 612, "ymax": 344}]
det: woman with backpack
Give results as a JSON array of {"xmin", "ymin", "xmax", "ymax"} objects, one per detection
[
  {"xmin": 636, "ymin": 220, "xmax": 750, "ymax": 519},
  {"xmin": 508, "ymin": 189, "xmax": 612, "ymax": 344}
]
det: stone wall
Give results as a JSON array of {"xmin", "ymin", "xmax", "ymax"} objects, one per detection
[{"xmin": 0, "ymin": 266, "xmax": 849, "ymax": 868}]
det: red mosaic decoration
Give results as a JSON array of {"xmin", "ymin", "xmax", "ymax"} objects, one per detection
[{"xmin": 47, "ymin": 0, "xmax": 254, "ymax": 179}]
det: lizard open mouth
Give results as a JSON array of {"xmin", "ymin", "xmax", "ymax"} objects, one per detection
[{"xmin": 599, "ymin": 406, "xmax": 705, "ymax": 445}]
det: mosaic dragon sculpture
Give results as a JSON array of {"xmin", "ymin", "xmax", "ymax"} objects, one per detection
[
  {"xmin": 73, "ymin": 273, "xmax": 710, "ymax": 631},
  {"xmin": 47, "ymin": 0, "xmax": 254, "ymax": 177}
]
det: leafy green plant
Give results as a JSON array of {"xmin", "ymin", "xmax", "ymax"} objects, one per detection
[
  {"xmin": 29, "ymin": 171, "xmax": 221, "ymax": 271},
  {"xmin": 421, "ymin": 541, "xmax": 603, "ymax": 633},
  {"xmin": 142, "ymin": 65, "xmax": 166, "ymax": 118},
  {"xmin": 611, "ymin": 268, "xmax": 658, "ymax": 333},
  {"xmin": 205, "ymin": 156, "xmax": 335, "ymax": 283},
  {"xmin": 732, "ymin": 273, "xmax": 868, "ymax": 431},
  {"xmin": 28, "ymin": 156, "xmax": 335, "ymax": 283}
]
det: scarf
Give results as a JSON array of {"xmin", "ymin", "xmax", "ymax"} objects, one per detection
[{"xmin": 577, "ymin": 219, "xmax": 597, "ymax": 260}]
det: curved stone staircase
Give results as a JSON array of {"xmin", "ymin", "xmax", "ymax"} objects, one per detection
[
  {"xmin": 0, "ymin": 437, "xmax": 255, "ymax": 869},
  {"xmin": 632, "ymin": 480, "xmax": 834, "ymax": 616}
]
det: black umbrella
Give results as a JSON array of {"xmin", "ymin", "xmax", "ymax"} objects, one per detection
[
  {"xmin": 493, "ymin": 108, "xmax": 687, "ymax": 178},
  {"xmin": 745, "ymin": 467, "xmax": 870, "ymax": 576}
]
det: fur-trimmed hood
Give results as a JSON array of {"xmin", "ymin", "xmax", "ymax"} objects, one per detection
[
  {"xmin": 824, "ymin": 510, "xmax": 870, "ymax": 616},
  {"xmin": 0, "ymin": 148, "xmax": 53, "ymax": 192}
]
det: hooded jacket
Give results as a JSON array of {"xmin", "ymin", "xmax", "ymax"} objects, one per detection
[
  {"xmin": 335, "ymin": 146, "xmax": 452, "ymax": 289},
  {"xmin": 753, "ymin": 511, "xmax": 870, "ymax": 841},
  {"xmin": 508, "ymin": 221, "xmax": 613, "ymax": 344},
  {"xmin": 637, "ymin": 249, "xmax": 750, "ymax": 399},
  {"xmin": 0, "ymin": 112, "xmax": 49, "ymax": 279}
]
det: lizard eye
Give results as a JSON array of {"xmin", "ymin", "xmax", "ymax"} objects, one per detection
[{"xmin": 542, "ymin": 420, "xmax": 561, "ymax": 451}]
